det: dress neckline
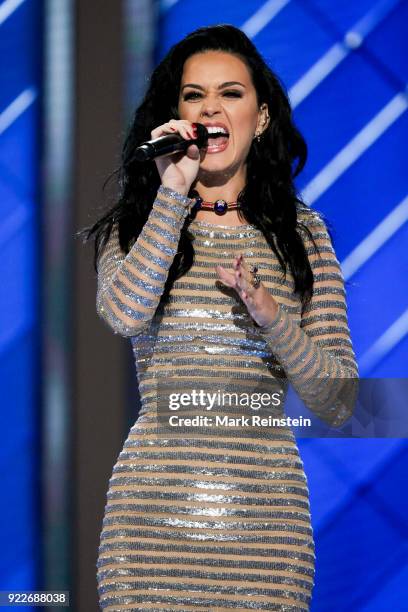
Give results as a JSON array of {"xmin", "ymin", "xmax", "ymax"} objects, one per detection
[{"xmin": 188, "ymin": 218, "xmax": 257, "ymax": 231}]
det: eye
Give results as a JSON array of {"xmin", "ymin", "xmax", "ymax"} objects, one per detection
[
  {"xmin": 182, "ymin": 90, "xmax": 243, "ymax": 101},
  {"xmin": 222, "ymin": 91, "xmax": 242, "ymax": 98},
  {"xmin": 183, "ymin": 92, "xmax": 202, "ymax": 101}
]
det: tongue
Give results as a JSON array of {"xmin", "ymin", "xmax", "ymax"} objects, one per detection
[{"xmin": 207, "ymin": 135, "xmax": 229, "ymax": 146}]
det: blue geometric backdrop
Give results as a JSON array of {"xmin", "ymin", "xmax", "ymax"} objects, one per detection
[
  {"xmin": 0, "ymin": 0, "xmax": 42, "ymax": 599},
  {"xmin": 0, "ymin": 0, "xmax": 406, "ymax": 608},
  {"xmin": 156, "ymin": 1, "xmax": 408, "ymax": 610}
]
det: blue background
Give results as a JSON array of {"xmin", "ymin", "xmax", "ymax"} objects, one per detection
[
  {"xmin": 156, "ymin": 1, "xmax": 408, "ymax": 610},
  {"xmin": 0, "ymin": 0, "xmax": 406, "ymax": 609},
  {"xmin": 0, "ymin": 0, "xmax": 42, "ymax": 598}
]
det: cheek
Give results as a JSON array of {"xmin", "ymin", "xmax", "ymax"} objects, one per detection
[
  {"xmin": 178, "ymin": 102, "xmax": 194, "ymax": 120},
  {"xmin": 233, "ymin": 115, "xmax": 257, "ymax": 144},
  {"xmin": 231, "ymin": 105, "xmax": 258, "ymax": 137},
  {"xmin": 176, "ymin": 101, "xmax": 185, "ymax": 118}
]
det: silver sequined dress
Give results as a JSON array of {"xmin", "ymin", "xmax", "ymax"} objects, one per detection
[{"xmin": 95, "ymin": 186, "xmax": 357, "ymax": 611}]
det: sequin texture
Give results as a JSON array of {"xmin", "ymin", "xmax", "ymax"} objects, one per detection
[{"xmin": 95, "ymin": 186, "xmax": 357, "ymax": 610}]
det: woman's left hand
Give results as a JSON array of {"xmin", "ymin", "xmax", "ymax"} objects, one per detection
[{"xmin": 216, "ymin": 254, "xmax": 279, "ymax": 328}]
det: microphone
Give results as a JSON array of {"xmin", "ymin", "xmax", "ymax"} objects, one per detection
[{"xmin": 133, "ymin": 123, "xmax": 209, "ymax": 162}]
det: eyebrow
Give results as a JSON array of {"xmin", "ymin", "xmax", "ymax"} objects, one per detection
[{"xmin": 181, "ymin": 81, "xmax": 246, "ymax": 91}]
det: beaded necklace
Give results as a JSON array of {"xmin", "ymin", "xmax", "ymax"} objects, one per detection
[{"xmin": 191, "ymin": 190, "xmax": 241, "ymax": 216}]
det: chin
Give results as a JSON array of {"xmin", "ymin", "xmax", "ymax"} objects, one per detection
[{"xmin": 199, "ymin": 153, "xmax": 236, "ymax": 175}]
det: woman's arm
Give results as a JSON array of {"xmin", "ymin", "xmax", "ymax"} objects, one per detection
[
  {"xmin": 96, "ymin": 185, "xmax": 194, "ymax": 337},
  {"xmin": 257, "ymin": 213, "xmax": 358, "ymax": 427}
]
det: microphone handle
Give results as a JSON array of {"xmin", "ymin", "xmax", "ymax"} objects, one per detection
[
  {"xmin": 133, "ymin": 134, "xmax": 187, "ymax": 162},
  {"xmin": 133, "ymin": 124, "xmax": 208, "ymax": 163}
]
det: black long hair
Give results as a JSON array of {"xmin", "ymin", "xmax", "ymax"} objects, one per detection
[{"xmin": 78, "ymin": 24, "xmax": 318, "ymax": 305}]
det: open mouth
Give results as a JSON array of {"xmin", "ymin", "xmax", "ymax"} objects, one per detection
[{"xmin": 204, "ymin": 126, "xmax": 230, "ymax": 152}]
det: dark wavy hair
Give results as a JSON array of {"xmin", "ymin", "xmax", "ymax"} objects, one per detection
[{"xmin": 78, "ymin": 24, "xmax": 318, "ymax": 305}]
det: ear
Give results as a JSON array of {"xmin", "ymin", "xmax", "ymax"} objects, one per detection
[{"xmin": 257, "ymin": 103, "xmax": 270, "ymax": 134}]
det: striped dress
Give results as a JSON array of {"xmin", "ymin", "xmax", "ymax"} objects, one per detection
[{"xmin": 95, "ymin": 185, "xmax": 357, "ymax": 611}]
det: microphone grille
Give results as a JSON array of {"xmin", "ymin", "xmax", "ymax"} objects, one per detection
[{"xmin": 195, "ymin": 123, "xmax": 209, "ymax": 146}]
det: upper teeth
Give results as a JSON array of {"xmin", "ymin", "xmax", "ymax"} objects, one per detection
[{"xmin": 207, "ymin": 126, "xmax": 228, "ymax": 135}]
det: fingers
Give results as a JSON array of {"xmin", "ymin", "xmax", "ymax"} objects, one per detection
[
  {"xmin": 216, "ymin": 255, "xmax": 260, "ymax": 301},
  {"xmin": 186, "ymin": 143, "xmax": 200, "ymax": 159},
  {"xmin": 234, "ymin": 257, "xmax": 250, "ymax": 300},
  {"xmin": 153, "ymin": 120, "xmax": 201, "ymax": 189},
  {"xmin": 235, "ymin": 255, "xmax": 261, "ymax": 302},
  {"xmin": 216, "ymin": 265, "xmax": 235, "ymax": 287},
  {"xmin": 151, "ymin": 120, "xmax": 197, "ymax": 141}
]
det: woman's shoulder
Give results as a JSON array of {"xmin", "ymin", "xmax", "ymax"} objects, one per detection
[{"xmin": 296, "ymin": 202, "xmax": 329, "ymax": 235}]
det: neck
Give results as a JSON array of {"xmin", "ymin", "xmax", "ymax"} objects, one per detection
[{"xmin": 191, "ymin": 166, "xmax": 248, "ymax": 226}]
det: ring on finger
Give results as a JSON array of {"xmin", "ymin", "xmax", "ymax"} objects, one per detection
[{"xmin": 249, "ymin": 265, "xmax": 261, "ymax": 289}]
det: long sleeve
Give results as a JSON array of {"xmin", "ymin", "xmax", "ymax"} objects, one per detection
[
  {"xmin": 258, "ymin": 212, "xmax": 358, "ymax": 427},
  {"xmin": 96, "ymin": 185, "xmax": 195, "ymax": 337}
]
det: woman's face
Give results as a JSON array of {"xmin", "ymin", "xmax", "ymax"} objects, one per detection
[{"xmin": 178, "ymin": 51, "xmax": 267, "ymax": 178}]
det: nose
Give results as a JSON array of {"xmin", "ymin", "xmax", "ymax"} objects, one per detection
[
  {"xmin": 199, "ymin": 95, "xmax": 222, "ymax": 117},
  {"xmin": 200, "ymin": 106, "xmax": 221, "ymax": 119}
]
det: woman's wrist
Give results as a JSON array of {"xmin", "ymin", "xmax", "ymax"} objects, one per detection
[
  {"xmin": 160, "ymin": 182, "xmax": 189, "ymax": 197},
  {"xmin": 157, "ymin": 184, "xmax": 195, "ymax": 209},
  {"xmin": 257, "ymin": 302, "xmax": 283, "ymax": 333}
]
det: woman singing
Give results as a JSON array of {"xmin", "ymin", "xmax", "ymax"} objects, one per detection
[{"xmin": 81, "ymin": 24, "xmax": 357, "ymax": 611}]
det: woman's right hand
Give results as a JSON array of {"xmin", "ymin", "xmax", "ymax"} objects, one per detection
[{"xmin": 152, "ymin": 119, "xmax": 201, "ymax": 196}]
